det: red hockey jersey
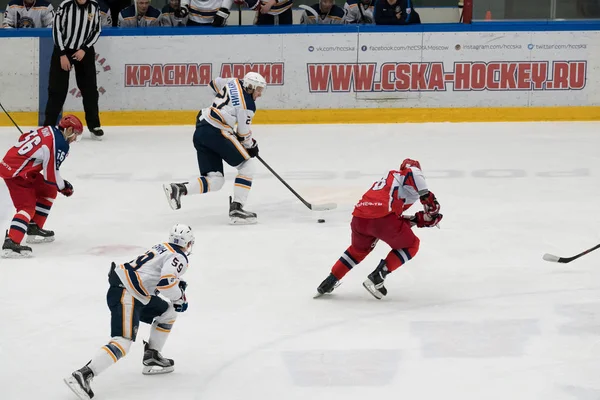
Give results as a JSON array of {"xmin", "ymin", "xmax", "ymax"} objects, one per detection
[
  {"xmin": 0, "ymin": 126, "xmax": 70, "ymax": 190},
  {"xmin": 353, "ymin": 167, "xmax": 429, "ymax": 219}
]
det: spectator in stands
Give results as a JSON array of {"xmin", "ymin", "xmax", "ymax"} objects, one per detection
[
  {"xmin": 2, "ymin": 0, "xmax": 53, "ymax": 28},
  {"xmin": 255, "ymin": 0, "xmax": 293, "ymax": 25},
  {"xmin": 159, "ymin": 0, "xmax": 189, "ymax": 26},
  {"xmin": 98, "ymin": 0, "xmax": 114, "ymax": 27},
  {"xmin": 118, "ymin": 0, "xmax": 161, "ymax": 27},
  {"xmin": 375, "ymin": 0, "xmax": 420, "ymax": 25},
  {"xmin": 343, "ymin": 0, "xmax": 375, "ymax": 24},
  {"xmin": 300, "ymin": 0, "xmax": 344, "ymax": 24}
]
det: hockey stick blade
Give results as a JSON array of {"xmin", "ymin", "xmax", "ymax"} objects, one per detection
[
  {"xmin": 542, "ymin": 243, "xmax": 600, "ymax": 264},
  {"xmin": 542, "ymin": 253, "xmax": 561, "ymax": 263},
  {"xmin": 310, "ymin": 202, "xmax": 337, "ymax": 211}
]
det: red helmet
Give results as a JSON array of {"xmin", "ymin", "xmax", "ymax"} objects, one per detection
[
  {"xmin": 58, "ymin": 115, "xmax": 83, "ymax": 135},
  {"xmin": 400, "ymin": 158, "xmax": 421, "ymax": 171}
]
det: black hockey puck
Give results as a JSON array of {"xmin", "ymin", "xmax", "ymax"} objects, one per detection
[{"xmin": 318, "ymin": 219, "xmax": 325, "ymax": 223}]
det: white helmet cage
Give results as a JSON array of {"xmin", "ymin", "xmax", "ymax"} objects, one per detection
[
  {"xmin": 242, "ymin": 72, "xmax": 267, "ymax": 92},
  {"xmin": 168, "ymin": 224, "xmax": 195, "ymax": 254}
]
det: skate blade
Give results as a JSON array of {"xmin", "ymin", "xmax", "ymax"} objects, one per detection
[
  {"xmin": 229, "ymin": 217, "xmax": 257, "ymax": 225},
  {"xmin": 162, "ymin": 184, "xmax": 180, "ymax": 210},
  {"xmin": 89, "ymin": 133, "xmax": 103, "ymax": 141},
  {"xmin": 313, "ymin": 282, "xmax": 342, "ymax": 299},
  {"xmin": 142, "ymin": 365, "xmax": 174, "ymax": 375},
  {"xmin": 362, "ymin": 280, "xmax": 383, "ymax": 300},
  {"xmin": 1, "ymin": 249, "xmax": 32, "ymax": 258},
  {"xmin": 26, "ymin": 235, "xmax": 55, "ymax": 244},
  {"xmin": 63, "ymin": 376, "xmax": 91, "ymax": 400}
]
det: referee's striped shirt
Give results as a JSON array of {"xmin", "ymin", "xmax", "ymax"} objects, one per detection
[{"xmin": 52, "ymin": 0, "xmax": 101, "ymax": 55}]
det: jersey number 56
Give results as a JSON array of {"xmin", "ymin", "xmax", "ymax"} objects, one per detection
[{"xmin": 15, "ymin": 132, "xmax": 41, "ymax": 156}]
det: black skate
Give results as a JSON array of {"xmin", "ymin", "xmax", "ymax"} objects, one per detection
[
  {"xmin": 229, "ymin": 196, "xmax": 257, "ymax": 225},
  {"xmin": 314, "ymin": 273, "xmax": 341, "ymax": 298},
  {"xmin": 142, "ymin": 341, "xmax": 174, "ymax": 375},
  {"xmin": 362, "ymin": 259, "xmax": 389, "ymax": 300},
  {"xmin": 90, "ymin": 127, "xmax": 104, "ymax": 141},
  {"xmin": 163, "ymin": 182, "xmax": 188, "ymax": 210},
  {"xmin": 63, "ymin": 364, "xmax": 95, "ymax": 399},
  {"xmin": 2, "ymin": 231, "xmax": 32, "ymax": 258},
  {"xmin": 26, "ymin": 222, "xmax": 55, "ymax": 244}
]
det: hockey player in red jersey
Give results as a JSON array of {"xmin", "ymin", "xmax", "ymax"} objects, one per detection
[
  {"xmin": 0, "ymin": 115, "xmax": 83, "ymax": 258},
  {"xmin": 316, "ymin": 159, "xmax": 443, "ymax": 299}
]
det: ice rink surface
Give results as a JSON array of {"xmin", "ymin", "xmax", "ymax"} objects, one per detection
[{"xmin": 1, "ymin": 122, "xmax": 600, "ymax": 400}]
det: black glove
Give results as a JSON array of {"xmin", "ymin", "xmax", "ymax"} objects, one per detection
[
  {"xmin": 212, "ymin": 7, "xmax": 230, "ymax": 26},
  {"xmin": 60, "ymin": 180, "xmax": 74, "ymax": 197},
  {"xmin": 175, "ymin": 5, "xmax": 189, "ymax": 18},
  {"xmin": 247, "ymin": 139, "xmax": 259, "ymax": 158},
  {"xmin": 179, "ymin": 280, "xmax": 187, "ymax": 292}
]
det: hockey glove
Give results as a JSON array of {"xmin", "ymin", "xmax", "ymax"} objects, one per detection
[
  {"xmin": 212, "ymin": 7, "xmax": 230, "ymax": 26},
  {"xmin": 175, "ymin": 5, "xmax": 189, "ymax": 18},
  {"xmin": 60, "ymin": 180, "xmax": 74, "ymax": 197},
  {"xmin": 420, "ymin": 191, "xmax": 440, "ymax": 214},
  {"xmin": 174, "ymin": 294, "xmax": 188, "ymax": 313},
  {"xmin": 413, "ymin": 211, "xmax": 443, "ymax": 228},
  {"xmin": 247, "ymin": 139, "xmax": 259, "ymax": 158}
]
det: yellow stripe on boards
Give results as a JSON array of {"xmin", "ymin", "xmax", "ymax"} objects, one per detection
[{"xmin": 2, "ymin": 107, "xmax": 600, "ymax": 127}]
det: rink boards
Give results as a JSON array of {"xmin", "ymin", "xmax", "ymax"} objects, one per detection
[{"xmin": 1, "ymin": 22, "xmax": 600, "ymax": 125}]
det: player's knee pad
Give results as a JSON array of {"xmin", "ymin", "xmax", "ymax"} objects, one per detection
[
  {"xmin": 106, "ymin": 336, "xmax": 132, "ymax": 360},
  {"xmin": 236, "ymin": 159, "xmax": 255, "ymax": 179},
  {"xmin": 207, "ymin": 172, "xmax": 225, "ymax": 191},
  {"xmin": 153, "ymin": 303, "xmax": 178, "ymax": 331}
]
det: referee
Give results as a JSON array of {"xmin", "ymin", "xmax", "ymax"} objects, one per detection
[{"xmin": 44, "ymin": 0, "xmax": 104, "ymax": 140}]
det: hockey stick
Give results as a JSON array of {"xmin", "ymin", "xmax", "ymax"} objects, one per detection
[
  {"xmin": 543, "ymin": 243, "xmax": 600, "ymax": 264},
  {"xmin": 256, "ymin": 155, "xmax": 337, "ymax": 211},
  {"xmin": 299, "ymin": 4, "xmax": 320, "ymax": 22},
  {"xmin": 0, "ymin": 101, "xmax": 24, "ymax": 134}
]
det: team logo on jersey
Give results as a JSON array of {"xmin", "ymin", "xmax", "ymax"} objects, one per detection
[
  {"xmin": 17, "ymin": 16, "xmax": 35, "ymax": 28},
  {"xmin": 69, "ymin": 52, "xmax": 111, "ymax": 98}
]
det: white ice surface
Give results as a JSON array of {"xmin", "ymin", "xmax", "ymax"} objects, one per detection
[{"xmin": 1, "ymin": 122, "xmax": 600, "ymax": 400}]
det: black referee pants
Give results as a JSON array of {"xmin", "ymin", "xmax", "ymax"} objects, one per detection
[{"xmin": 43, "ymin": 47, "xmax": 101, "ymax": 130}]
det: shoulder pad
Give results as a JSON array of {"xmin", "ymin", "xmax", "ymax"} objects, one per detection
[
  {"xmin": 148, "ymin": 6, "xmax": 161, "ymax": 18},
  {"xmin": 331, "ymin": 5, "xmax": 346, "ymax": 18},
  {"xmin": 120, "ymin": 5, "xmax": 136, "ymax": 18}
]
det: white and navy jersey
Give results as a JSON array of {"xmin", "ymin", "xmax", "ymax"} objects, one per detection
[
  {"xmin": 159, "ymin": 4, "xmax": 188, "ymax": 26},
  {"xmin": 343, "ymin": 0, "xmax": 374, "ymax": 24},
  {"xmin": 114, "ymin": 243, "xmax": 189, "ymax": 305},
  {"xmin": 98, "ymin": 0, "xmax": 112, "ymax": 27},
  {"xmin": 180, "ymin": 0, "xmax": 226, "ymax": 25},
  {"xmin": 300, "ymin": 3, "xmax": 344, "ymax": 24},
  {"xmin": 2, "ymin": 0, "xmax": 54, "ymax": 28},
  {"xmin": 53, "ymin": 0, "xmax": 101, "ymax": 53},
  {"xmin": 118, "ymin": 5, "xmax": 161, "ymax": 27},
  {"xmin": 202, "ymin": 77, "xmax": 256, "ymax": 148}
]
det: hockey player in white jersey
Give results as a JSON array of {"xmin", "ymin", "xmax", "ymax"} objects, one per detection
[
  {"xmin": 163, "ymin": 72, "xmax": 266, "ymax": 225},
  {"xmin": 2, "ymin": 0, "xmax": 54, "ymax": 28},
  {"xmin": 176, "ymin": 0, "xmax": 234, "ymax": 26},
  {"xmin": 64, "ymin": 224, "xmax": 194, "ymax": 400}
]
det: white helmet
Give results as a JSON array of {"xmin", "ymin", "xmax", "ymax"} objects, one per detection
[
  {"xmin": 242, "ymin": 72, "xmax": 267, "ymax": 92},
  {"xmin": 168, "ymin": 224, "xmax": 195, "ymax": 255}
]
